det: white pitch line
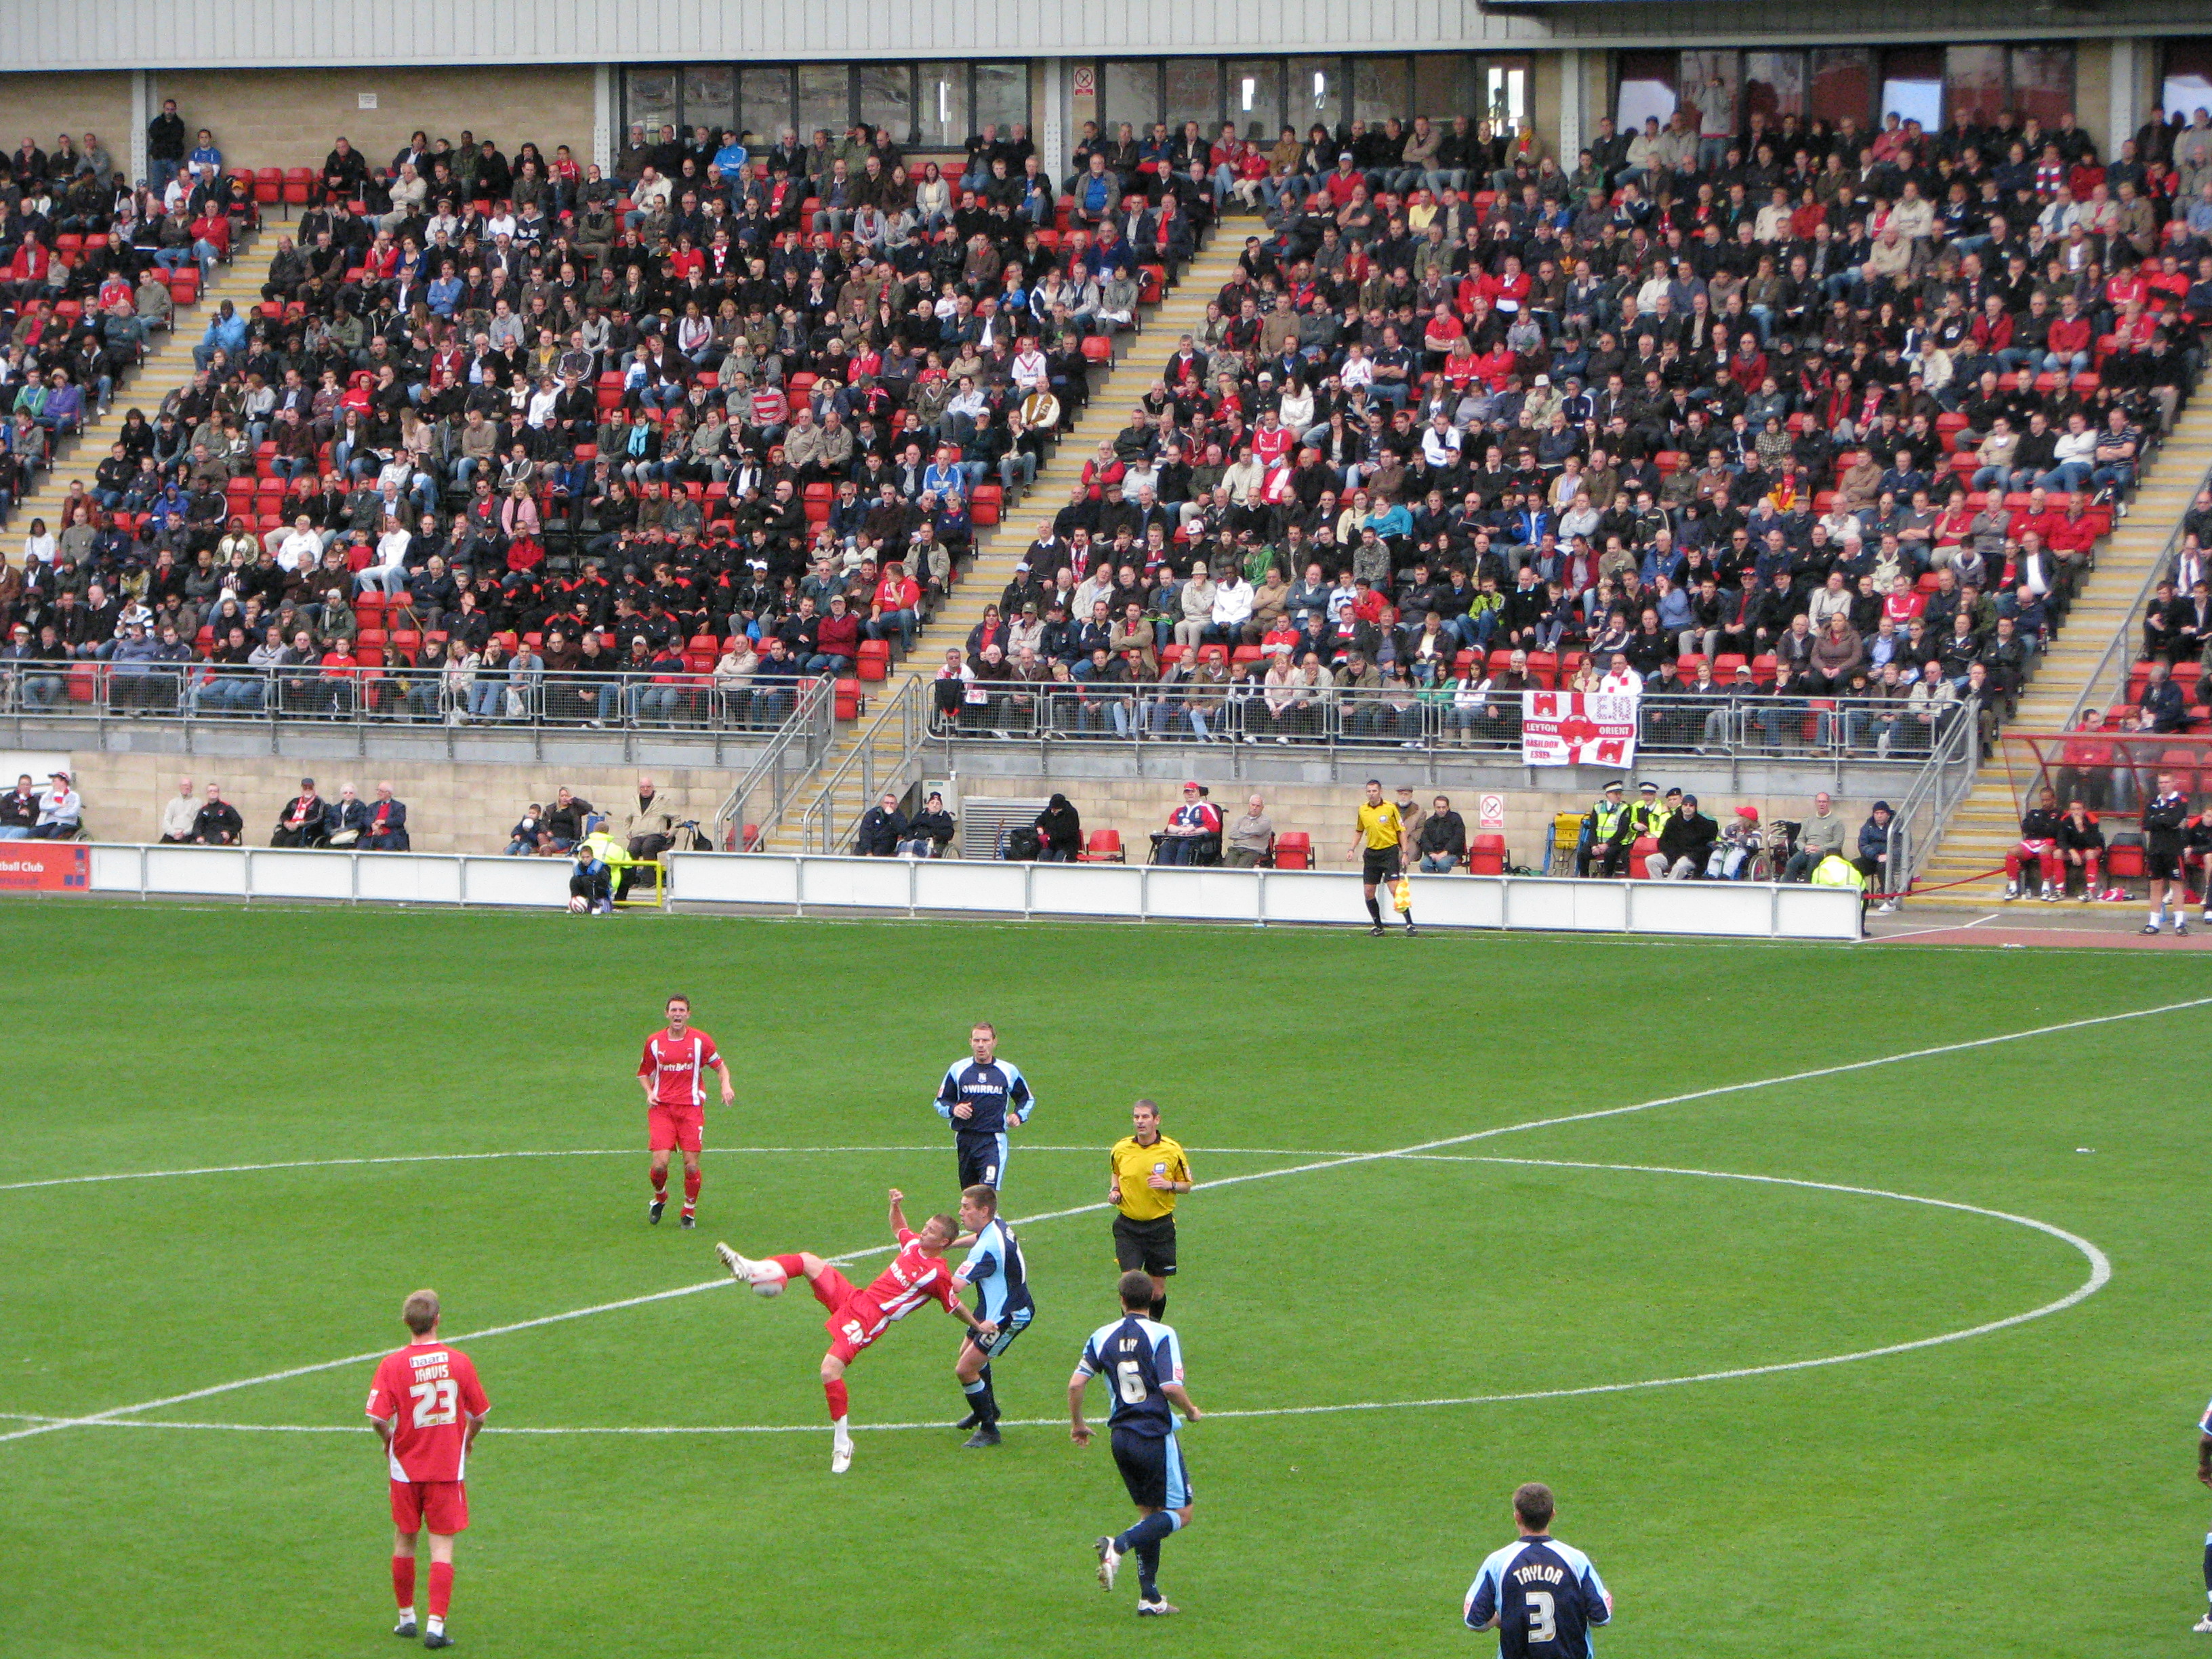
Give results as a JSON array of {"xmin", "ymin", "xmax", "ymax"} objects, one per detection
[
  {"xmin": 0, "ymin": 1145, "xmax": 1343, "ymax": 1196},
  {"xmin": 37, "ymin": 1159, "xmax": 2110, "ymax": 1439},
  {"xmin": 5, "ymin": 996, "xmax": 2199, "ymax": 1448}
]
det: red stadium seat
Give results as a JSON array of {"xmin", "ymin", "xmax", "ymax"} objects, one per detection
[
  {"xmin": 1080, "ymin": 830, "xmax": 1126, "ymax": 863},
  {"xmin": 1271, "ymin": 832, "xmax": 1311, "ymax": 870}
]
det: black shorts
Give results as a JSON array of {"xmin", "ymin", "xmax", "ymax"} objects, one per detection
[
  {"xmin": 956, "ymin": 1132, "xmax": 1009, "ymax": 1191},
  {"xmin": 1113, "ymin": 1212, "xmax": 1178, "ymax": 1277},
  {"xmin": 2148, "ymin": 848, "xmax": 2182, "ymax": 880},
  {"xmin": 1111, "ymin": 1426, "xmax": 1193, "ymax": 1511},
  {"xmin": 1361, "ymin": 845, "xmax": 1402, "ymax": 885}
]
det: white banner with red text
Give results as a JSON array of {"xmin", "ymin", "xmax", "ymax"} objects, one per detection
[{"xmin": 1521, "ymin": 691, "xmax": 1640, "ymax": 768}]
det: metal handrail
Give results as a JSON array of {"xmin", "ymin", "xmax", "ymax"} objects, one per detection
[
  {"xmin": 1883, "ymin": 693, "xmax": 1982, "ymax": 895},
  {"xmin": 920, "ymin": 684, "xmax": 1967, "ymax": 766},
  {"xmin": 710, "ymin": 675, "xmax": 838, "ymax": 849},
  {"xmin": 795, "ymin": 677, "xmax": 930, "ymax": 855},
  {"xmin": 2061, "ymin": 451, "xmax": 2212, "ymax": 731}
]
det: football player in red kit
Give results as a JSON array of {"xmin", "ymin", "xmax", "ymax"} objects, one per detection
[
  {"xmin": 715, "ymin": 1189, "xmax": 1000, "ymax": 1473},
  {"xmin": 365, "ymin": 1290, "xmax": 489, "ymax": 1650},
  {"xmin": 637, "ymin": 994, "xmax": 735, "ymax": 1227}
]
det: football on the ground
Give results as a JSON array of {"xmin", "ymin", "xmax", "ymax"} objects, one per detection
[{"xmin": 567, "ymin": 895, "xmax": 588, "ymax": 913}]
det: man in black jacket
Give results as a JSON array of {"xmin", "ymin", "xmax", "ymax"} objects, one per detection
[
  {"xmin": 1646, "ymin": 793, "xmax": 1718, "ymax": 879},
  {"xmin": 2141, "ymin": 770, "xmax": 2192, "ymax": 936},
  {"xmin": 1416, "ymin": 794, "xmax": 1467, "ymax": 873},
  {"xmin": 855, "ymin": 791, "xmax": 909, "ymax": 856},
  {"xmin": 147, "ymin": 100, "xmax": 186, "ymax": 196},
  {"xmin": 190, "ymin": 781, "xmax": 243, "ymax": 845},
  {"xmin": 271, "ymin": 776, "xmax": 329, "ymax": 848},
  {"xmin": 901, "ymin": 791, "xmax": 956, "ymax": 858}
]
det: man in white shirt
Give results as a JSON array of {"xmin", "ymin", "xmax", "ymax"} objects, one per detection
[
  {"xmin": 31, "ymin": 769, "xmax": 82, "ymax": 838},
  {"xmin": 158, "ymin": 775, "xmax": 198, "ymax": 842}
]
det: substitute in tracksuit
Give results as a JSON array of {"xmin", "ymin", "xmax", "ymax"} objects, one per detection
[
  {"xmin": 933, "ymin": 1021, "xmax": 1035, "ymax": 1189},
  {"xmin": 949, "ymin": 1183, "xmax": 1035, "ymax": 1448}
]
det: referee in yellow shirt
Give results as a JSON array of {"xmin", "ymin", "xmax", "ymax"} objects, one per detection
[
  {"xmin": 1345, "ymin": 777, "xmax": 1416, "ymax": 937},
  {"xmin": 1108, "ymin": 1099, "xmax": 1192, "ymax": 1322}
]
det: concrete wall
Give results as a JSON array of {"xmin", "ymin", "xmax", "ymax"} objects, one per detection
[
  {"xmin": 151, "ymin": 66, "xmax": 595, "ymax": 176},
  {"xmin": 0, "ymin": 70, "xmax": 131, "ymax": 163},
  {"xmin": 64, "ymin": 750, "xmax": 731, "ymax": 857}
]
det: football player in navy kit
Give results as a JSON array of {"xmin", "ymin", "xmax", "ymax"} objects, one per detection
[
  {"xmin": 1463, "ymin": 1483, "xmax": 1614, "ymax": 1658},
  {"xmin": 933, "ymin": 1021, "xmax": 1035, "ymax": 1189}
]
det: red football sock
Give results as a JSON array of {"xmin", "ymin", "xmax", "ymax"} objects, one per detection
[
  {"xmin": 392, "ymin": 1556, "xmax": 415, "ymax": 1612},
  {"xmin": 771, "ymin": 1254, "xmax": 808, "ymax": 1279},
  {"xmin": 824, "ymin": 1378, "xmax": 849, "ymax": 1421},
  {"xmin": 427, "ymin": 1561, "xmax": 454, "ymax": 1620},
  {"xmin": 651, "ymin": 1168, "xmax": 668, "ymax": 1197},
  {"xmin": 682, "ymin": 1167, "xmax": 701, "ymax": 1208}
]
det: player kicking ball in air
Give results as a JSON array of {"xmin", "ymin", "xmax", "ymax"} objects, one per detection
[
  {"xmin": 365, "ymin": 1290, "xmax": 489, "ymax": 1650},
  {"xmin": 637, "ymin": 994, "xmax": 733, "ymax": 1228},
  {"xmin": 715, "ymin": 1188, "xmax": 1000, "ymax": 1473},
  {"xmin": 1070, "ymin": 1269, "xmax": 1202, "ymax": 1616}
]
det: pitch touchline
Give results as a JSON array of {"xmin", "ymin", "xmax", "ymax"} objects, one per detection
[
  {"xmin": 4, "ymin": 995, "xmax": 2196, "ymax": 1447},
  {"xmin": 6, "ymin": 1160, "xmax": 2108, "ymax": 1437}
]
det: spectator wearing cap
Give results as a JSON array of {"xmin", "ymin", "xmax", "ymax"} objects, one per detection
[
  {"xmin": 1392, "ymin": 785, "xmax": 1427, "ymax": 855},
  {"xmin": 28, "ymin": 769, "xmax": 82, "ymax": 839},
  {"xmin": 271, "ymin": 777, "xmax": 330, "ymax": 848},
  {"xmin": 1708, "ymin": 806, "xmax": 1763, "ymax": 879},
  {"xmin": 1645, "ymin": 794, "xmax": 1717, "ymax": 880},
  {"xmin": 900, "ymin": 792, "xmax": 956, "ymax": 859},
  {"xmin": 1155, "ymin": 782, "xmax": 1221, "ymax": 865},
  {"xmin": 1856, "ymin": 802, "xmax": 1896, "ymax": 911}
]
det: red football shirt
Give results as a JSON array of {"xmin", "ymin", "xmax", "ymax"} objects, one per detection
[
  {"xmin": 638, "ymin": 1027, "xmax": 723, "ymax": 1108},
  {"xmin": 365, "ymin": 1341, "xmax": 490, "ymax": 1483},
  {"xmin": 848, "ymin": 1229, "xmax": 958, "ymax": 1331}
]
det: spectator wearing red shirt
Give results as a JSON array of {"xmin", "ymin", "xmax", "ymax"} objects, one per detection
[
  {"xmin": 2042, "ymin": 298, "xmax": 2093, "ymax": 375},
  {"xmin": 808, "ymin": 591, "xmax": 862, "ymax": 673}
]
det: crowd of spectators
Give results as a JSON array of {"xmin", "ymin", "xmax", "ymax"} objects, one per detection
[
  {"xmin": 148, "ymin": 771, "xmax": 411, "ymax": 848},
  {"xmin": 0, "ymin": 765, "xmax": 81, "ymax": 837},
  {"xmin": 0, "ymin": 108, "xmax": 1214, "ymax": 725},
  {"xmin": 918, "ymin": 99, "xmax": 2206, "ymax": 756}
]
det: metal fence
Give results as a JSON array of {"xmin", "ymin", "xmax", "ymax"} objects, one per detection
[
  {"xmin": 712, "ymin": 676, "xmax": 841, "ymax": 850},
  {"xmin": 2064, "ymin": 451, "xmax": 2212, "ymax": 729},
  {"xmin": 922, "ymin": 684, "xmax": 1971, "ymax": 765},
  {"xmin": 0, "ymin": 661, "xmax": 827, "ymax": 737},
  {"xmin": 795, "ymin": 677, "xmax": 932, "ymax": 855},
  {"xmin": 1881, "ymin": 693, "xmax": 1984, "ymax": 897}
]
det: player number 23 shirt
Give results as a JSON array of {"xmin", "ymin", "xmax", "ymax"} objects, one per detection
[{"xmin": 367, "ymin": 1342, "xmax": 490, "ymax": 1483}]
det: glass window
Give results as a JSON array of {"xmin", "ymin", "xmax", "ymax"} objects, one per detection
[
  {"xmin": 1353, "ymin": 57, "xmax": 1410, "ymax": 125},
  {"xmin": 1486, "ymin": 61, "xmax": 1528, "ymax": 131},
  {"xmin": 682, "ymin": 66, "xmax": 735, "ymax": 138},
  {"xmin": 1880, "ymin": 45, "xmax": 1944, "ymax": 138},
  {"xmin": 1104, "ymin": 62, "xmax": 1162, "ymax": 134},
  {"xmin": 1414, "ymin": 55, "xmax": 1473, "ymax": 125},
  {"xmin": 916, "ymin": 62, "xmax": 970, "ymax": 150},
  {"xmin": 1164, "ymin": 59, "xmax": 1221, "ymax": 136},
  {"xmin": 796, "ymin": 64, "xmax": 850, "ymax": 145},
  {"xmin": 1742, "ymin": 52, "xmax": 1806, "ymax": 124},
  {"xmin": 741, "ymin": 67, "xmax": 794, "ymax": 145},
  {"xmin": 2165, "ymin": 42, "xmax": 2212, "ymax": 122},
  {"xmin": 1288, "ymin": 56, "xmax": 1337, "ymax": 128},
  {"xmin": 626, "ymin": 69, "xmax": 680, "ymax": 140},
  {"xmin": 1944, "ymin": 45, "xmax": 2007, "ymax": 125},
  {"xmin": 2009, "ymin": 44, "xmax": 2074, "ymax": 131},
  {"xmin": 1615, "ymin": 51, "xmax": 1676, "ymax": 134},
  {"xmin": 975, "ymin": 62, "xmax": 1031, "ymax": 139},
  {"xmin": 1228, "ymin": 59, "xmax": 1283, "ymax": 141},
  {"xmin": 1679, "ymin": 51, "xmax": 1739, "ymax": 138},
  {"xmin": 1809, "ymin": 48, "xmax": 1873, "ymax": 127},
  {"xmin": 859, "ymin": 64, "xmax": 914, "ymax": 145}
]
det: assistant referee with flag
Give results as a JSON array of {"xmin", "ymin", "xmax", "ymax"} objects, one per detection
[{"xmin": 1108, "ymin": 1099, "xmax": 1192, "ymax": 1322}]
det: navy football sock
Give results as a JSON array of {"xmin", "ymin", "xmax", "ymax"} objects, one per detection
[
  {"xmin": 1136, "ymin": 1538, "xmax": 1162, "ymax": 1597},
  {"xmin": 2201, "ymin": 1534, "xmax": 2211, "ymax": 1595}
]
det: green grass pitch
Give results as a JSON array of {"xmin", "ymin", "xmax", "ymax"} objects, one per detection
[{"xmin": 1, "ymin": 902, "xmax": 2208, "ymax": 1657}]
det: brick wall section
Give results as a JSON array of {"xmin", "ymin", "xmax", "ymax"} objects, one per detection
[
  {"xmin": 0, "ymin": 73, "xmax": 132, "ymax": 168},
  {"xmin": 152, "ymin": 66, "xmax": 595, "ymax": 178},
  {"xmin": 63, "ymin": 751, "xmax": 730, "ymax": 856}
]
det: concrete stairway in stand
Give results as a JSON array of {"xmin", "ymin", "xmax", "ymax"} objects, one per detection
[
  {"xmin": 12, "ymin": 241, "xmax": 264, "ymax": 534},
  {"xmin": 1914, "ymin": 397, "xmax": 2212, "ymax": 903},
  {"xmin": 760, "ymin": 232, "xmax": 1248, "ymax": 851}
]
